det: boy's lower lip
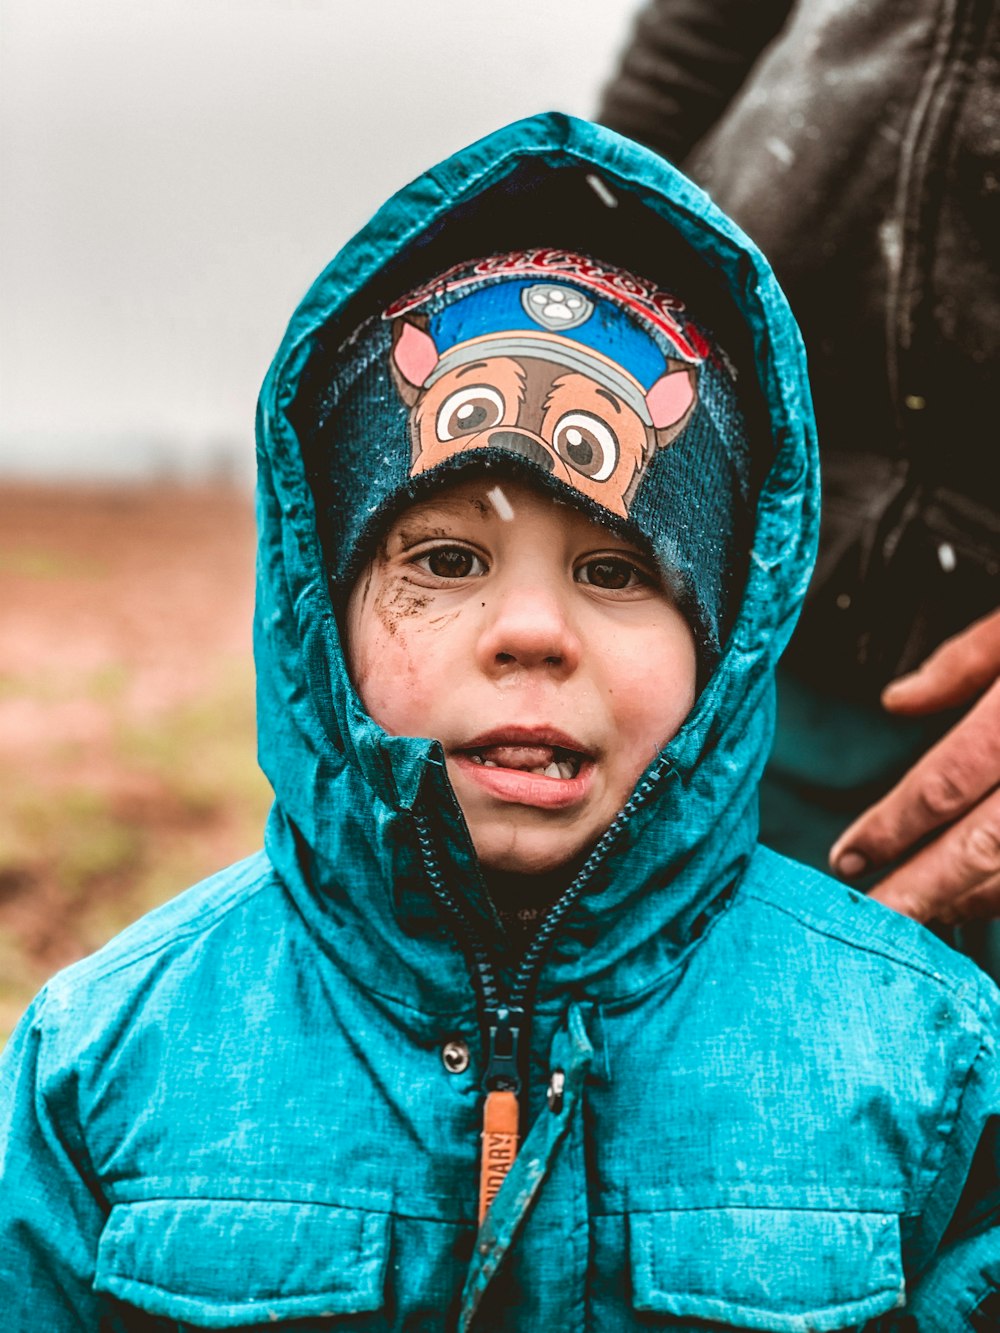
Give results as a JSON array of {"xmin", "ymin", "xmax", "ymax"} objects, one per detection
[{"xmin": 451, "ymin": 753, "xmax": 594, "ymax": 809}]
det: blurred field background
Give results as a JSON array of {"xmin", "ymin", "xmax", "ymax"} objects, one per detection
[{"xmin": 0, "ymin": 484, "xmax": 271, "ymax": 1038}]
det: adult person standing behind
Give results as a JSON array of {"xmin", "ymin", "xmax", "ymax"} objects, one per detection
[{"xmin": 599, "ymin": 0, "xmax": 1000, "ymax": 956}]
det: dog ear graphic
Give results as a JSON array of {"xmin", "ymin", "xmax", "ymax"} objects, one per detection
[
  {"xmin": 391, "ymin": 320, "xmax": 439, "ymax": 406},
  {"xmin": 646, "ymin": 362, "xmax": 697, "ymax": 435}
]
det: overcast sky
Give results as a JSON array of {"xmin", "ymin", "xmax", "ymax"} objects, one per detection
[{"xmin": 1, "ymin": 0, "xmax": 643, "ymax": 479}]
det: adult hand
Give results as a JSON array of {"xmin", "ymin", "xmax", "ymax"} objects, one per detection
[{"xmin": 829, "ymin": 608, "xmax": 1000, "ymax": 924}]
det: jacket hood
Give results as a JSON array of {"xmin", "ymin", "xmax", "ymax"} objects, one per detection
[{"xmin": 254, "ymin": 113, "xmax": 817, "ymax": 1012}]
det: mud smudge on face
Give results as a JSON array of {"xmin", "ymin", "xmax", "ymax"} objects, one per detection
[
  {"xmin": 394, "ymin": 523, "xmax": 450, "ymax": 546},
  {"xmin": 372, "ymin": 576, "xmax": 431, "ymax": 637}
]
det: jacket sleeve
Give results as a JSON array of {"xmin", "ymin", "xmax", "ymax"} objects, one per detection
[
  {"xmin": 0, "ymin": 991, "xmax": 105, "ymax": 1328},
  {"xmin": 596, "ymin": 0, "xmax": 792, "ymax": 163},
  {"xmin": 891, "ymin": 1012, "xmax": 1000, "ymax": 1328}
]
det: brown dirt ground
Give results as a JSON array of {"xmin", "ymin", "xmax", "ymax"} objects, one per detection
[{"xmin": 0, "ymin": 483, "xmax": 272, "ymax": 1039}]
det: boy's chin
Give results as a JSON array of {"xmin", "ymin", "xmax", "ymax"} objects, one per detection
[{"xmin": 471, "ymin": 824, "xmax": 596, "ymax": 879}]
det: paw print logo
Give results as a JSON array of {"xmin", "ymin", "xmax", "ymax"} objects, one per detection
[{"xmin": 522, "ymin": 284, "xmax": 594, "ymax": 332}]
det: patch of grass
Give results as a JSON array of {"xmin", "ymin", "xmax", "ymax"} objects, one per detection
[
  {"xmin": 0, "ymin": 659, "xmax": 273, "ymax": 1043},
  {"xmin": 13, "ymin": 789, "xmax": 141, "ymax": 900},
  {"xmin": 120, "ymin": 665, "xmax": 270, "ymax": 818},
  {"xmin": 0, "ymin": 663, "xmax": 127, "ymax": 705},
  {"xmin": 89, "ymin": 664, "xmax": 129, "ymax": 703},
  {"xmin": 0, "ymin": 672, "xmax": 60, "ymax": 702},
  {"xmin": 0, "ymin": 938, "xmax": 46, "ymax": 1042},
  {"xmin": 0, "ymin": 549, "xmax": 104, "ymax": 578}
]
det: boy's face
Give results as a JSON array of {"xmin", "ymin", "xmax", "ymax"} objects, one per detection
[{"xmin": 345, "ymin": 475, "xmax": 696, "ymax": 876}]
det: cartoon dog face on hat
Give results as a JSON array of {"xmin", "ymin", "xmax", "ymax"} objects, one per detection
[{"xmin": 385, "ymin": 257, "xmax": 701, "ymax": 519}]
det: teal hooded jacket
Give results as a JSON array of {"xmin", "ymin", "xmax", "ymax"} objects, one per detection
[{"xmin": 2, "ymin": 114, "xmax": 999, "ymax": 1332}]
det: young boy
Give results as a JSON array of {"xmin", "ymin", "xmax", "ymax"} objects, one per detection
[{"xmin": 2, "ymin": 114, "xmax": 998, "ymax": 1331}]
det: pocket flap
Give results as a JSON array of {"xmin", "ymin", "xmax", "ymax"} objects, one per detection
[
  {"xmin": 95, "ymin": 1198, "xmax": 389, "ymax": 1326},
  {"xmin": 630, "ymin": 1208, "xmax": 904, "ymax": 1332}
]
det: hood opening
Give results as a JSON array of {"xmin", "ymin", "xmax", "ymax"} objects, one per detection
[{"xmin": 251, "ymin": 118, "xmax": 817, "ymax": 966}]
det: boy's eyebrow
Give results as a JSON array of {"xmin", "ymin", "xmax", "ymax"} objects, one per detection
[
  {"xmin": 391, "ymin": 496, "xmax": 487, "ymax": 538},
  {"xmin": 454, "ymin": 361, "xmax": 490, "ymax": 380},
  {"xmin": 595, "ymin": 388, "xmax": 622, "ymax": 413}
]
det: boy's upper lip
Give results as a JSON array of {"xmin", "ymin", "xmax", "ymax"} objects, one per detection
[{"xmin": 455, "ymin": 725, "xmax": 594, "ymax": 758}]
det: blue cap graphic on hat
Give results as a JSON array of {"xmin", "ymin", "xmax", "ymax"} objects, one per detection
[{"xmin": 385, "ymin": 251, "xmax": 702, "ymax": 518}]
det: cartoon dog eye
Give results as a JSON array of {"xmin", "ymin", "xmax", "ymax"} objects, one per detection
[
  {"xmin": 551, "ymin": 412, "xmax": 619, "ymax": 482},
  {"xmin": 436, "ymin": 385, "xmax": 506, "ymax": 441}
]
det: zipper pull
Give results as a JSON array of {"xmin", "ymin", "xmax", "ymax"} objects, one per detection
[
  {"xmin": 478, "ymin": 1007, "xmax": 523, "ymax": 1224},
  {"xmin": 483, "ymin": 1006, "xmax": 524, "ymax": 1094},
  {"xmin": 479, "ymin": 1090, "xmax": 519, "ymax": 1224}
]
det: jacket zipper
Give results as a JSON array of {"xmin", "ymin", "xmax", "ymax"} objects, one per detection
[{"xmin": 414, "ymin": 761, "xmax": 672, "ymax": 1220}]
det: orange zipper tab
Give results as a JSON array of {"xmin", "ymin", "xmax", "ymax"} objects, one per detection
[{"xmin": 478, "ymin": 1089, "xmax": 519, "ymax": 1224}]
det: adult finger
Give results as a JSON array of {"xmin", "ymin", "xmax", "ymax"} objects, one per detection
[
  {"xmin": 866, "ymin": 786, "xmax": 1000, "ymax": 926},
  {"xmin": 882, "ymin": 607, "xmax": 1000, "ymax": 716},
  {"xmin": 830, "ymin": 679, "xmax": 1000, "ymax": 878}
]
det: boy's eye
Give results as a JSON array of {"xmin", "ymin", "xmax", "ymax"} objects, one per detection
[
  {"xmin": 415, "ymin": 546, "xmax": 486, "ymax": 579},
  {"xmin": 576, "ymin": 556, "xmax": 647, "ymax": 590},
  {"xmin": 551, "ymin": 412, "xmax": 619, "ymax": 481},
  {"xmin": 436, "ymin": 386, "xmax": 505, "ymax": 440}
]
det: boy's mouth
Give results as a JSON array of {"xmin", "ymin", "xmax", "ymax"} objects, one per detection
[
  {"xmin": 455, "ymin": 728, "xmax": 592, "ymax": 782},
  {"xmin": 452, "ymin": 729, "xmax": 595, "ymax": 809},
  {"xmin": 465, "ymin": 744, "xmax": 583, "ymax": 780}
]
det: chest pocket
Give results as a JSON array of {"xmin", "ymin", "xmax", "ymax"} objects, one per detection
[
  {"xmin": 629, "ymin": 1208, "xmax": 905, "ymax": 1331},
  {"xmin": 94, "ymin": 1199, "xmax": 389, "ymax": 1327}
]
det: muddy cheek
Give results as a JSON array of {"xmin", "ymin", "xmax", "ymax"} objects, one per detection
[{"xmin": 372, "ymin": 578, "xmax": 432, "ymax": 637}]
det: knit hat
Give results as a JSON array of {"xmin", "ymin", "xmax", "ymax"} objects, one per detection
[{"xmin": 314, "ymin": 250, "xmax": 753, "ymax": 673}]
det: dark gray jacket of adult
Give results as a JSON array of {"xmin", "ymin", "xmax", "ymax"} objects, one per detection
[{"xmin": 600, "ymin": 0, "xmax": 1000, "ymax": 701}]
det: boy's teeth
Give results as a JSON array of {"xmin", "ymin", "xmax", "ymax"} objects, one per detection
[
  {"xmin": 534, "ymin": 759, "xmax": 580, "ymax": 779},
  {"xmin": 466, "ymin": 746, "xmax": 583, "ymax": 778},
  {"xmin": 478, "ymin": 744, "xmax": 555, "ymax": 769}
]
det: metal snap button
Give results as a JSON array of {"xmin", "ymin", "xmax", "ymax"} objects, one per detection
[
  {"xmin": 442, "ymin": 1038, "xmax": 470, "ymax": 1074},
  {"xmin": 547, "ymin": 1069, "xmax": 565, "ymax": 1113}
]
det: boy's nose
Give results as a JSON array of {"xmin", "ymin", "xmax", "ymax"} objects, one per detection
[{"xmin": 477, "ymin": 585, "xmax": 582, "ymax": 677}]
